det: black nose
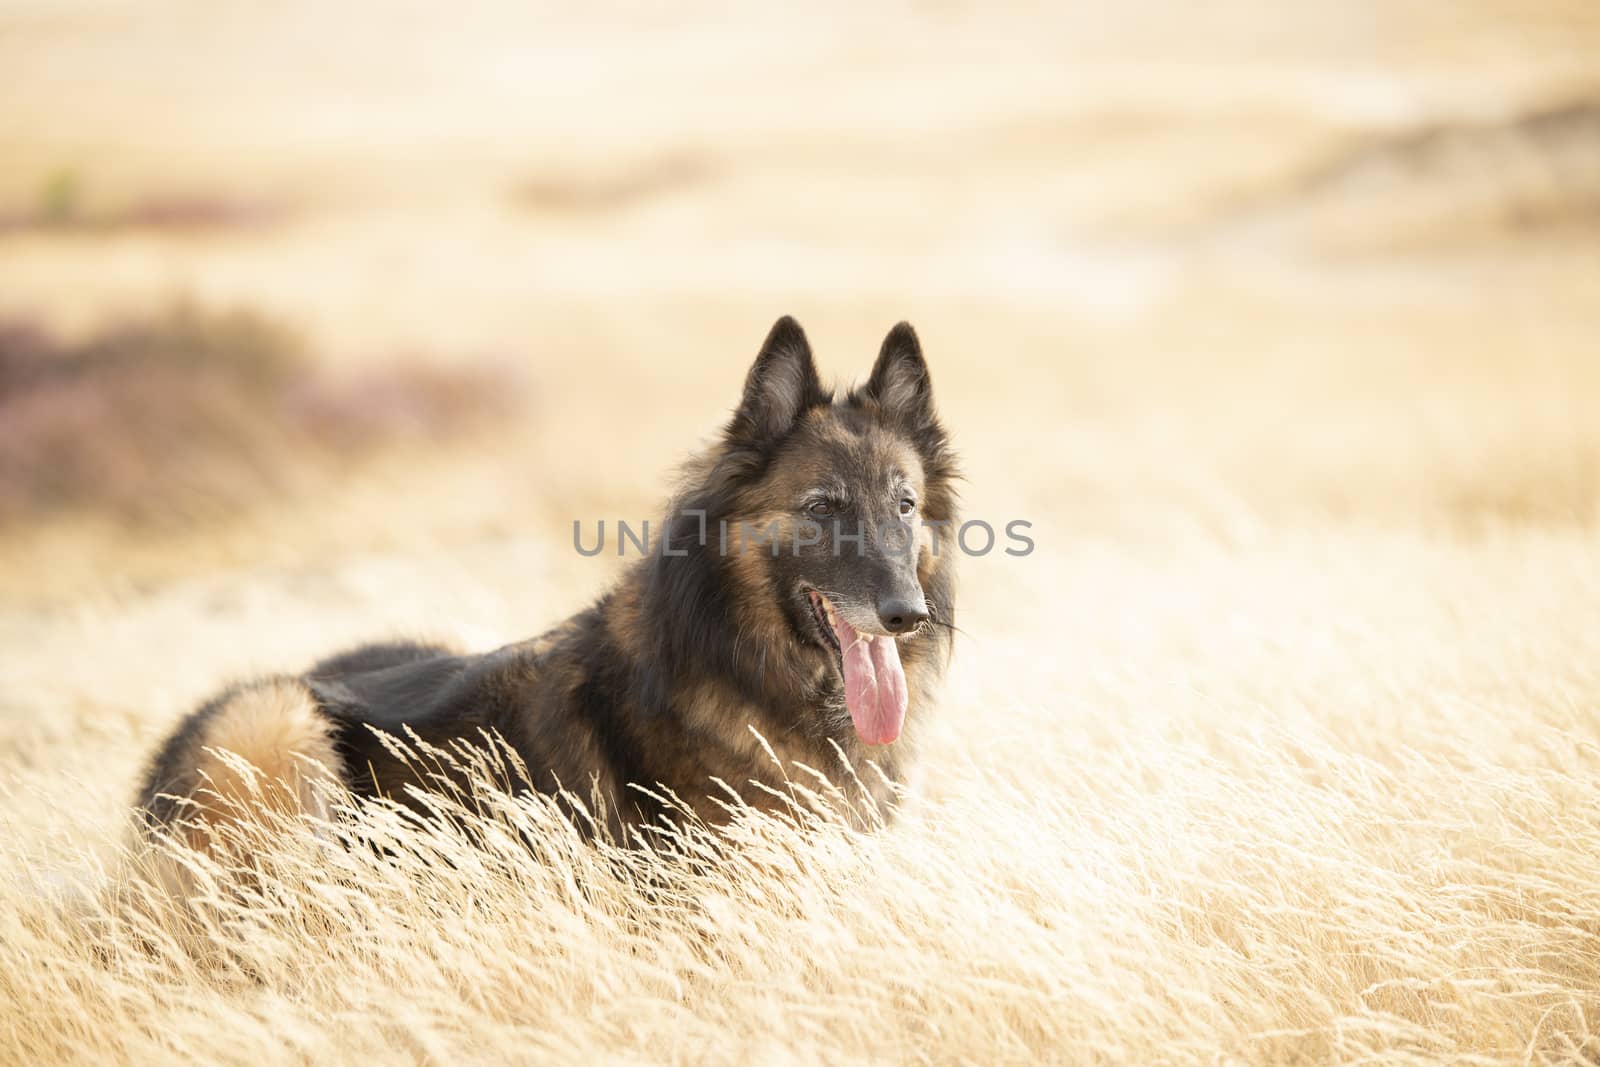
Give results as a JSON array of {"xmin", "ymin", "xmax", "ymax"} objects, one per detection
[{"xmin": 877, "ymin": 596, "xmax": 929, "ymax": 634}]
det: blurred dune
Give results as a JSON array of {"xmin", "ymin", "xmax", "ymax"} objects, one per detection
[{"xmin": 1, "ymin": 1, "xmax": 1596, "ymax": 593}]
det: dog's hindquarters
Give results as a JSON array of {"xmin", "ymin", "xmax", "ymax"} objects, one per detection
[{"xmin": 132, "ymin": 676, "xmax": 346, "ymax": 896}]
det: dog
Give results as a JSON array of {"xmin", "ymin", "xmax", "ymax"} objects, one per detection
[{"xmin": 133, "ymin": 317, "xmax": 958, "ymax": 865}]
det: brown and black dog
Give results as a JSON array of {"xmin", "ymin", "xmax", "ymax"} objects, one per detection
[{"xmin": 134, "ymin": 317, "xmax": 958, "ymax": 860}]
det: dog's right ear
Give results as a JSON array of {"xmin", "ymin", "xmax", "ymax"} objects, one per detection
[{"xmin": 725, "ymin": 316, "xmax": 828, "ymax": 446}]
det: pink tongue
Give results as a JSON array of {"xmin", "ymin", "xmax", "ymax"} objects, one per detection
[{"xmin": 832, "ymin": 614, "xmax": 908, "ymax": 745}]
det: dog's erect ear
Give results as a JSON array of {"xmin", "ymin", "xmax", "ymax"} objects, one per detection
[
  {"xmin": 727, "ymin": 316, "xmax": 827, "ymax": 445},
  {"xmin": 864, "ymin": 321, "xmax": 935, "ymax": 426}
]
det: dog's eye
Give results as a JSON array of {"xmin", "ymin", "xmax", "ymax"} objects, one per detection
[
  {"xmin": 898, "ymin": 497, "xmax": 916, "ymax": 516},
  {"xmin": 808, "ymin": 501, "xmax": 833, "ymax": 518}
]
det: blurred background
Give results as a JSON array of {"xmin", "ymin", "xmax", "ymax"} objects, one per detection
[
  {"xmin": 3, "ymin": 0, "xmax": 1598, "ymax": 588},
  {"xmin": 1, "ymin": 0, "xmax": 1598, "ymax": 757}
]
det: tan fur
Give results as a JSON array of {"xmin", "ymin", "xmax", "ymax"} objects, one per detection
[
  {"xmin": 140, "ymin": 680, "xmax": 343, "ymax": 896},
  {"xmin": 191, "ymin": 680, "xmax": 342, "ymax": 819}
]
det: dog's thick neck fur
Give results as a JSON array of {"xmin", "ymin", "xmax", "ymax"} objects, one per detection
[{"xmin": 625, "ymin": 430, "xmax": 953, "ymax": 799}]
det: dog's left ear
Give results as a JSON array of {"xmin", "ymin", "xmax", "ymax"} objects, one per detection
[
  {"xmin": 864, "ymin": 322, "xmax": 936, "ymax": 427},
  {"xmin": 727, "ymin": 316, "xmax": 828, "ymax": 446}
]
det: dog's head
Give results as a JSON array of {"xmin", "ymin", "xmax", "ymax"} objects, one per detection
[{"xmin": 700, "ymin": 316, "xmax": 959, "ymax": 745}]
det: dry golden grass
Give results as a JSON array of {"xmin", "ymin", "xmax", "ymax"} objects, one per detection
[
  {"xmin": 4, "ymin": 2, "xmax": 1600, "ymax": 1064},
  {"xmin": 7, "ymin": 526, "xmax": 1600, "ymax": 1064}
]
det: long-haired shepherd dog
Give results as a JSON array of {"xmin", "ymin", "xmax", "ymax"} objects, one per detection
[{"xmin": 134, "ymin": 317, "xmax": 957, "ymax": 879}]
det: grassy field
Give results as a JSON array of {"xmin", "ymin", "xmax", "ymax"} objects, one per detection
[{"xmin": 4, "ymin": 2, "xmax": 1600, "ymax": 1063}]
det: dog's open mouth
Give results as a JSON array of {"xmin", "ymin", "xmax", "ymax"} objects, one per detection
[{"xmin": 807, "ymin": 590, "xmax": 908, "ymax": 747}]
